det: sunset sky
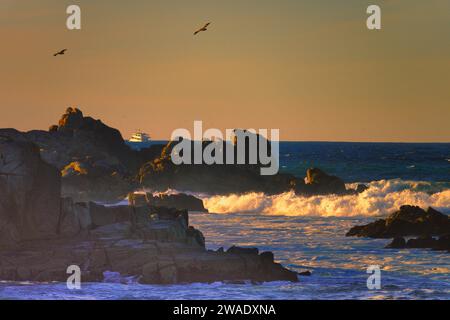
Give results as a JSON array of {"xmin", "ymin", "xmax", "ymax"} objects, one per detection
[{"xmin": 0, "ymin": 0, "xmax": 449, "ymax": 142}]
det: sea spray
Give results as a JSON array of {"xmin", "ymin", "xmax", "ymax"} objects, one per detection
[{"xmin": 200, "ymin": 179, "xmax": 450, "ymax": 216}]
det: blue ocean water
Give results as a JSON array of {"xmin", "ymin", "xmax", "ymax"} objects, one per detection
[
  {"xmin": 279, "ymin": 142, "xmax": 450, "ymax": 182},
  {"xmin": 1, "ymin": 142, "xmax": 449, "ymax": 300}
]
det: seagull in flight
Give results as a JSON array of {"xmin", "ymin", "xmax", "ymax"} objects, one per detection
[
  {"xmin": 194, "ymin": 22, "xmax": 210, "ymax": 36},
  {"xmin": 53, "ymin": 49, "xmax": 67, "ymax": 57}
]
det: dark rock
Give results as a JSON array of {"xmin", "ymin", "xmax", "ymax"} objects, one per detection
[
  {"xmin": 346, "ymin": 205, "xmax": 450, "ymax": 238},
  {"xmin": 435, "ymin": 234, "xmax": 450, "ymax": 251},
  {"xmin": 302, "ymin": 168, "xmax": 347, "ymax": 195},
  {"xmin": 400, "ymin": 235, "xmax": 450, "ymax": 252},
  {"xmin": 0, "ymin": 138, "xmax": 61, "ymax": 248},
  {"xmin": 227, "ymin": 246, "xmax": 259, "ymax": 255},
  {"xmin": 355, "ymin": 184, "xmax": 369, "ymax": 193},
  {"xmin": 385, "ymin": 237, "xmax": 407, "ymax": 249},
  {"xmin": 260, "ymin": 251, "xmax": 274, "ymax": 263},
  {"xmin": 298, "ymin": 270, "xmax": 312, "ymax": 276},
  {"xmin": 406, "ymin": 236, "xmax": 436, "ymax": 249},
  {"xmin": 138, "ymin": 142, "xmax": 292, "ymax": 195},
  {"xmin": 89, "ymin": 202, "xmax": 132, "ymax": 227},
  {"xmin": 186, "ymin": 226, "xmax": 206, "ymax": 248},
  {"xmin": 146, "ymin": 193, "xmax": 207, "ymax": 212}
]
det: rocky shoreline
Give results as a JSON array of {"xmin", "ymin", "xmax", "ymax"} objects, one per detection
[
  {"xmin": 2, "ymin": 108, "xmax": 447, "ymax": 286},
  {"xmin": 0, "ymin": 111, "xmax": 305, "ymax": 284}
]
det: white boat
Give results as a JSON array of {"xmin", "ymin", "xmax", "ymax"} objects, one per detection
[{"xmin": 129, "ymin": 131, "xmax": 151, "ymax": 143}]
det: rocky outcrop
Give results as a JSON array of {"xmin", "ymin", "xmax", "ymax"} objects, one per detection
[
  {"xmin": 0, "ymin": 108, "xmax": 163, "ymax": 202},
  {"xmin": 346, "ymin": 205, "xmax": 450, "ymax": 238},
  {"xmin": 298, "ymin": 168, "xmax": 347, "ymax": 195},
  {"xmin": 0, "ymin": 138, "xmax": 61, "ymax": 248}
]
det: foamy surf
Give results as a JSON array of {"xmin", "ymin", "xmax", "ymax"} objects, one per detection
[{"xmin": 201, "ymin": 179, "xmax": 450, "ymax": 217}]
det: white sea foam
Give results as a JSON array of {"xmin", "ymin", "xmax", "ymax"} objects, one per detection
[{"xmin": 201, "ymin": 179, "xmax": 450, "ymax": 217}]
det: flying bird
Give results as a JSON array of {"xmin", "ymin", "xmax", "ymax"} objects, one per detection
[
  {"xmin": 194, "ymin": 22, "xmax": 210, "ymax": 35},
  {"xmin": 53, "ymin": 49, "xmax": 67, "ymax": 57}
]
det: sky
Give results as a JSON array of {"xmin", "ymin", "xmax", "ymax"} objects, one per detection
[{"xmin": 0, "ymin": 0, "xmax": 449, "ymax": 142}]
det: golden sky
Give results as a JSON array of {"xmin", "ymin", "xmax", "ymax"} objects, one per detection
[{"xmin": 0, "ymin": 0, "xmax": 449, "ymax": 142}]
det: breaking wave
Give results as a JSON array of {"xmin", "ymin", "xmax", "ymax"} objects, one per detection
[{"xmin": 201, "ymin": 179, "xmax": 450, "ymax": 217}]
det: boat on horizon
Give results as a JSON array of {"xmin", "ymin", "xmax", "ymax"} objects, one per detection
[{"xmin": 128, "ymin": 131, "xmax": 151, "ymax": 143}]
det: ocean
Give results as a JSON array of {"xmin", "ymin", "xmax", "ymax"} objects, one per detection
[{"xmin": 1, "ymin": 142, "xmax": 449, "ymax": 300}]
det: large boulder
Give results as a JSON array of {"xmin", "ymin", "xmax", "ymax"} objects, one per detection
[
  {"xmin": 0, "ymin": 138, "xmax": 61, "ymax": 248},
  {"xmin": 346, "ymin": 205, "xmax": 450, "ymax": 238}
]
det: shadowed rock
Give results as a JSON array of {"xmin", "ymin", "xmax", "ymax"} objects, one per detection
[
  {"xmin": 346, "ymin": 205, "xmax": 450, "ymax": 239},
  {"xmin": 301, "ymin": 167, "xmax": 347, "ymax": 195},
  {"xmin": 0, "ymin": 138, "xmax": 61, "ymax": 248}
]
